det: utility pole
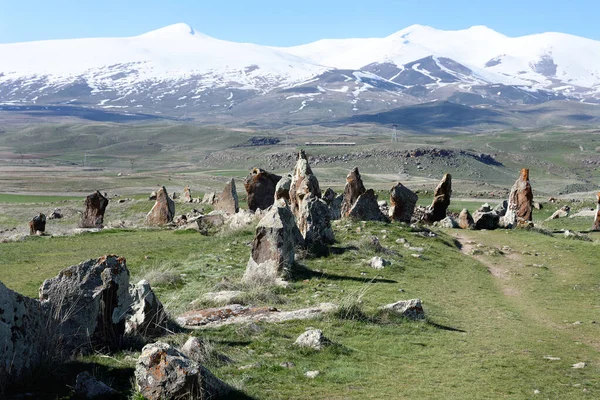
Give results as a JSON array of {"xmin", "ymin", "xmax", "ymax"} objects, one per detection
[
  {"xmin": 391, "ymin": 124, "xmax": 398, "ymax": 143},
  {"xmin": 83, "ymin": 153, "xmax": 87, "ymax": 167}
]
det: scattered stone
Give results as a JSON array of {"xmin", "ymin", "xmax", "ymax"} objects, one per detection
[
  {"xmin": 196, "ymin": 213, "xmax": 226, "ymax": 235},
  {"xmin": 548, "ymin": 205, "xmax": 570, "ymax": 220},
  {"xmin": 202, "ymin": 290, "xmax": 244, "ymax": 304},
  {"xmin": 243, "ymin": 204, "xmax": 303, "ymax": 285},
  {"xmin": 533, "ymin": 201, "xmax": 543, "ymax": 210},
  {"xmin": 382, "ymin": 299, "xmax": 425, "ymax": 320},
  {"xmin": 126, "ymin": 279, "xmax": 166, "ymax": 336},
  {"xmin": 305, "ymin": 370, "xmax": 320, "ymax": 379},
  {"xmin": 135, "ymin": 342, "xmax": 230, "ymax": 400},
  {"xmin": 48, "ymin": 208, "xmax": 63, "ymax": 219},
  {"xmin": 280, "ymin": 361, "xmax": 295, "ymax": 369},
  {"xmin": 202, "ymin": 192, "xmax": 217, "ymax": 205},
  {"xmin": 458, "ymin": 209, "xmax": 474, "ymax": 229},
  {"xmin": 572, "ymin": 362, "xmax": 587, "ymax": 369},
  {"xmin": 274, "ymin": 173, "xmax": 292, "ymax": 202},
  {"xmin": 348, "ymin": 189, "xmax": 389, "ymax": 222},
  {"xmin": 473, "ymin": 209, "xmax": 500, "ymax": 230},
  {"xmin": 244, "ymin": 168, "xmax": 281, "ymax": 212},
  {"xmin": 182, "ymin": 185, "xmax": 192, "ymax": 203},
  {"xmin": 39, "ymin": 255, "xmax": 132, "ymax": 353},
  {"xmin": 294, "ymin": 329, "xmax": 331, "ymax": 350},
  {"xmin": 389, "ymin": 182, "xmax": 418, "ymax": 223},
  {"xmin": 341, "ymin": 167, "xmax": 366, "ymax": 217},
  {"xmin": 214, "ymin": 178, "xmax": 239, "ymax": 214},
  {"xmin": 501, "ymin": 168, "xmax": 533, "ymax": 228},
  {"xmin": 493, "ymin": 200, "xmax": 508, "ymax": 217},
  {"xmin": 146, "ymin": 186, "xmax": 175, "ymax": 226},
  {"xmin": 593, "ymin": 192, "xmax": 600, "ymax": 231},
  {"xmin": 436, "ymin": 216, "xmax": 458, "ymax": 228},
  {"xmin": 534, "ymin": 389, "xmax": 541, "ymax": 395},
  {"xmin": 181, "ymin": 337, "xmax": 210, "ymax": 364},
  {"xmin": 543, "ymin": 356, "xmax": 561, "ymax": 361},
  {"xmin": 75, "ymin": 371, "xmax": 118, "ymax": 399},
  {"xmin": 28, "ymin": 213, "xmax": 46, "ymax": 235},
  {"xmin": 369, "ymin": 256, "xmax": 391, "ymax": 269}
]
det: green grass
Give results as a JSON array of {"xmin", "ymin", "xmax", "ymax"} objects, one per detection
[{"xmin": 0, "ymin": 193, "xmax": 79, "ymax": 203}]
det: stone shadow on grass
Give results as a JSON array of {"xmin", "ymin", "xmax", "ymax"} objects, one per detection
[{"xmin": 291, "ymin": 263, "xmax": 398, "ymax": 284}]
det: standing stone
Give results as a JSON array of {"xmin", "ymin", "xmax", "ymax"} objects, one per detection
[
  {"xmin": 28, "ymin": 213, "xmax": 46, "ymax": 235},
  {"xmin": 275, "ymin": 173, "xmax": 292, "ymax": 202},
  {"xmin": 289, "ymin": 150, "xmax": 321, "ymax": 221},
  {"xmin": 458, "ymin": 209, "xmax": 474, "ymax": 229},
  {"xmin": 341, "ymin": 167, "xmax": 366, "ymax": 218},
  {"xmin": 0, "ymin": 281, "xmax": 45, "ymax": 384},
  {"xmin": 389, "ymin": 183, "xmax": 418, "ymax": 223},
  {"xmin": 39, "ymin": 255, "xmax": 132, "ymax": 353},
  {"xmin": 214, "ymin": 179, "xmax": 239, "ymax": 214},
  {"xmin": 126, "ymin": 280, "xmax": 166, "ymax": 336},
  {"xmin": 299, "ymin": 194, "xmax": 335, "ymax": 256},
  {"xmin": 323, "ymin": 188, "xmax": 337, "ymax": 205},
  {"xmin": 348, "ymin": 189, "xmax": 389, "ymax": 222},
  {"xmin": 423, "ymin": 174, "xmax": 452, "ymax": 223},
  {"xmin": 182, "ymin": 185, "xmax": 192, "ymax": 203},
  {"xmin": 146, "ymin": 186, "xmax": 175, "ymax": 226},
  {"xmin": 244, "ymin": 168, "xmax": 281, "ymax": 212},
  {"xmin": 135, "ymin": 342, "xmax": 230, "ymax": 400},
  {"xmin": 501, "ymin": 168, "xmax": 533, "ymax": 228},
  {"xmin": 202, "ymin": 192, "xmax": 217, "ymax": 205},
  {"xmin": 593, "ymin": 192, "xmax": 600, "ymax": 231},
  {"xmin": 323, "ymin": 188, "xmax": 342, "ymax": 220},
  {"xmin": 80, "ymin": 191, "xmax": 109, "ymax": 228},
  {"xmin": 243, "ymin": 204, "xmax": 304, "ymax": 284}
]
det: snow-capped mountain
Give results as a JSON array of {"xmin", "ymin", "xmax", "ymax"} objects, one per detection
[{"xmin": 1, "ymin": 23, "xmax": 599, "ymax": 126}]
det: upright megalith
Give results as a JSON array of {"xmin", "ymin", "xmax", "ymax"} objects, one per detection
[
  {"xmin": 501, "ymin": 168, "xmax": 533, "ymax": 228},
  {"xmin": 243, "ymin": 203, "xmax": 304, "ymax": 285},
  {"xmin": 423, "ymin": 174, "xmax": 452, "ymax": 223},
  {"xmin": 80, "ymin": 190, "xmax": 109, "ymax": 228},
  {"xmin": 289, "ymin": 150, "xmax": 321, "ymax": 220},
  {"xmin": 299, "ymin": 194, "xmax": 335, "ymax": 255},
  {"xmin": 348, "ymin": 189, "xmax": 389, "ymax": 222},
  {"xmin": 244, "ymin": 168, "xmax": 281, "ymax": 212},
  {"xmin": 323, "ymin": 188, "xmax": 343, "ymax": 220},
  {"xmin": 126, "ymin": 280, "xmax": 166, "ymax": 336},
  {"xmin": 146, "ymin": 186, "xmax": 175, "ymax": 226},
  {"xmin": 182, "ymin": 185, "xmax": 192, "ymax": 203},
  {"xmin": 341, "ymin": 167, "xmax": 366, "ymax": 217},
  {"xmin": 389, "ymin": 183, "xmax": 418, "ymax": 223},
  {"xmin": 458, "ymin": 209, "xmax": 474, "ymax": 229},
  {"xmin": 214, "ymin": 178, "xmax": 239, "ymax": 214},
  {"xmin": 275, "ymin": 173, "xmax": 292, "ymax": 202},
  {"xmin": 593, "ymin": 192, "xmax": 600, "ymax": 231},
  {"xmin": 39, "ymin": 255, "xmax": 132, "ymax": 353},
  {"xmin": 29, "ymin": 213, "xmax": 46, "ymax": 235}
]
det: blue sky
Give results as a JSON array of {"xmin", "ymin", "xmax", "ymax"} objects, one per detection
[{"xmin": 0, "ymin": 0, "xmax": 597, "ymax": 45}]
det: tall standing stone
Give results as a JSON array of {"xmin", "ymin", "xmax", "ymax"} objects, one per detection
[
  {"xmin": 389, "ymin": 183, "xmax": 418, "ymax": 223},
  {"xmin": 244, "ymin": 168, "xmax": 281, "ymax": 212},
  {"xmin": 501, "ymin": 168, "xmax": 533, "ymax": 228},
  {"xmin": 341, "ymin": 167, "xmax": 366, "ymax": 218},
  {"xmin": 182, "ymin": 185, "xmax": 192, "ymax": 203},
  {"xmin": 347, "ymin": 189, "xmax": 389, "ymax": 222},
  {"xmin": 289, "ymin": 150, "xmax": 321, "ymax": 220},
  {"xmin": 274, "ymin": 173, "xmax": 292, "ymax": 202},
  {"xmin": 593, "ymin": 192, "xmax": 600, "ymax": 231},
  {"xmin": 80, "ymin": 190, "xmax": 109, "ymax": 228},
  {"xmin": 146, "ymin": 186, "xmax": 175, "ymax": 226},
  {"xmin": 243, "ymin": 204, "xmax": 304, "ymax": 284},
  {"xmin": 299, "ymin": 194, "xmax": 335, "ymax": 255},
  {"xmin": 214, "ymin": 179, "xmax": 239, "ymax": 214},
  {"xmin": 423, "ymin": 174, "xmax": 452, "ymax": 223},
  {"xmin": 28, "ymin": 213, "xmax": 46, "ymax": 235}
]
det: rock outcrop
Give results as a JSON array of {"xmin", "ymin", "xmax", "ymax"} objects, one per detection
[
  {"xmin": 243, "ymin": 204, "xmax": 303, "ymax": 284},
  {"xmin": 146, "ymin": 186, "xmax": 175, "ymax": 226},
  {"xmin": 39, "ymin": 255, "xmax": 132, "ymax": 353},
  {"xmin": 501, "ymin": 168, "xmax": 533, "ymax": 228},
  {"xmin": 126, "ymin": 280, "xmax": 166, "ymax": 336},
  {"xmin": 80, "ymin": 191, "xmax": 109, "ymax": 228},
  {"xmin": 289, "ymin": 150, "xmax": 321, "ymax": 220},
  {"xmin": 29, "ymin": 213, "xmax": 46, "ymax": 235},
  {"xmin": 214, "ymin": 179, "xmax": 239, "ymax": 214},
  {"xmin": 458, "ymin": 209, "xmax": 474, "ymax": 229},
  {"xmin": 135, "ymin": 342, "xmax": 230, "ymax": 400},
  {"xmin": 244, "ymin": 168, "xmax": 281, "ymax": 212},
  {"xmin": 594, "ymin": 192, "xmax": 600, "ymax": 231},
  {"xmin": 423, "ymin": 174, "xmax": 452, "ymax": 223},
  {"xmin": 389, "ymin": 183, "xmax": 418, "ymax": 223},
  {"xmin": 347, "ymin": 189, "xmax": 389, "ymax": 222},
  {"xmin": 341, "ymin": 167, "xmax": 366, "ymax": 217}
]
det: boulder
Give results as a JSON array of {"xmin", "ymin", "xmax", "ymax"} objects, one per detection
[
  {"xmin": 473, "ymin": 210, "xmax": 500, "ymax": 230},
  {"xmin": 146, "ymin": 186, "xmax": 175, "ymax": 226},
  {"xmin": 594, "ymin": 192, "xmax": 600, "ymax": 231},
  {"xmin": 436, "ymin": 216, "xmax": 458, "ymax": 229},
  {"xmin": 135, "ymin": 342, "xmax": 230, "ymax": 400},
  {"xmin": 214, "ymin": 178, "xmax": 239, "ymax": 214},
  {"xmin": 202, "ymin": 192, "xmax": 217, "ymax": 205},
  {"xmin": 458, "ymin": 209, "xmax": 474, "ymax": 229},
  {"xmin": 244, "ymin": 168, "xmax": 281, "ymax": 212},
  {"xmin": 48, "ymin": 208, "xmax": 63, "ymax": 219},
  {"xmin": 181, "ymin": 337, "xmax": 210, "ymax": 364},
  {"xmin": 548, "ymin": 205, "xmax": 570, "ymax": 220},
  {"xmin": 75, "ymin": 371, "xmax": 118, "ymax": 399},
  {"xmin": 298, "ymin": 194, "xmax": 335, "ymax": 256},
  {"xmin": 329, "ymin": 194, "xmax": 343, "ymax": 221},
  {"xmin": 369, "ymin": 256, "xmax": 391, "ymax": 269},
  {"xmin": 196, "ymin": 213, "xmax": 226, "ymax": 235},
  {"xmin": 243, "ymin": 204, "xmax": 304, "ymax": 285},
  {"xmin": 423, "ymin": 174, "xmax": 452, "ymax": 223},
  {"xmin": 341, "ymin": 167, "xmax": 366, "ymax": 217},
  {"xmin": 294, "ymin": 329, "xmax": 330, "ymax": 350},
  {"xmin": 274, "ymin": 173, "xmax": 292, "ymax": 202},
  {"xmin": 382, "ymin": 299, "xmax": 425, "ymax": 320},
  {"xmin": 289, "ymin": 150, "xmax": 321, "ymax": 221},
  {"xmin": 501, "ymin": 168, "xmax": 533, "ymax": 228},
  {"xmin": 182, "ymin": 185, "xmax": 192, "ymax": 203},
  {"xmin": 493, "ymin": 200, "xmax": 508, "ymax": 217},
  {"xmin": 28, "ymin": 213, "xmax": 46, "ymax": 235},
  {"xmin": 0, "ymin": 281, "xmax": 45, "ymax": 384},
  {"xmin": 80, "ymin": 191, "xmax": 109, "ymax": 228},
  {"xmin": 347, "ymin": 189, "xmax": 389, "ymax": 222},
  {"xmin": 389, "ymin": 182, "xmax": 418, "ymax": 223},
  {"xmin": 126, "ymin": 280, "xmax": 166, "ymax": 336},
  {"xmin": 39, "ymin": 255, "xmax": 132, "ymax": 353}
]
